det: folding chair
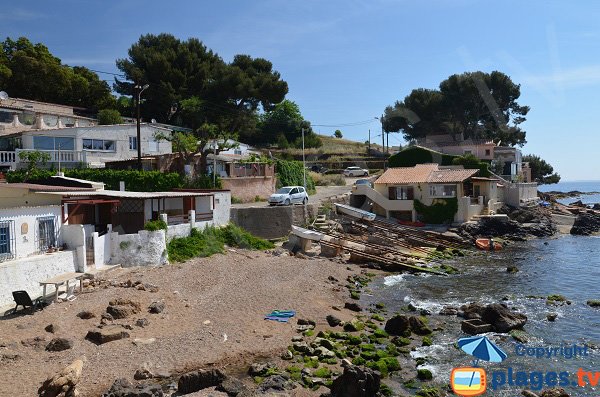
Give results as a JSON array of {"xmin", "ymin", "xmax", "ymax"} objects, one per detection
[
  {"xmin": 12, "ymin": 290, "xmax": 45, "ymax": 313},
  {"xmin": 58, "ymin": 284, "xmax": 77, "ymax": 302}
]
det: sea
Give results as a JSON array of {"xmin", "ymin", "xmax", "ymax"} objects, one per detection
[
  {"xmin": 364, "ymin": 181, "xmax": 600, "ymax": 396},
  {"xmin": 538, "ymin": 180, "xmax": 600, "ymax": 206}
]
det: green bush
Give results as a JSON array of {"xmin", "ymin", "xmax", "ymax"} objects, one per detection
[
  {"xmin": 414, "ymin": 198, "xmax": 458, "ymax": 224},
  {"xmin": 275, "ymin": 159, "xmax": 315, "ymax": 194},
  {"xmin": 143, "ymin": 220, "xmax": 167, "ymax": 231},
  {"xmin": 167, "ymin": 224, "xmax": 273, "ymax": 262},
  {"xmin": 184, "ymin": 174, "xmax": 222, "ymax": 189},
  {"xmin": 388, "ymin": 147, "xmax": 434, "ymax": 167},
  {"xmin": 97, "ymin": 109, "xmax": 123, "ymax": 125},
  {"xmin": 6, "ymin": 169, "xmax": 184, "ymax": 192}
]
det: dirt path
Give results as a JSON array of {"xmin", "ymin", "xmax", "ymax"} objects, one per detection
[{"xmin": 0, "ymin": 250, "xmax": 356, "ymax": 396}]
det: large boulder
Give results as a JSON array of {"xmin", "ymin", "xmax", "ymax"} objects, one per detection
[
  {"xmin": 45, "ymin": 338, "xmax": 74, "ymax": 352},
  {"xmin": 408, "ymin": 316, "xmax": 432, "ymax": 335},
  {"xmin": 459, "ymin": 213, "xmax": 556, "ymax": 241},
  {"xmin": 384, "ymin": 314, "xmax": 410, "ymax": 336},
  {"xmin": 177, "ymin": 369, "xmax": 225, "ymax": 394},
  {"xmin": 85, "ymin": 326, "xmax": 130, "ymax": 345},
  {"xmin": 330, "ymin": 365, "xmax": 381, "ymax": 397},
  {"xmin": 481, "ymin": 303, "xmax": 527, "ymax": 333},
  {"xmin": 459, "ymin": 303, "xmax": 486, "ymax": 319},
  {"xmin": 102, "ymin": 378, "xmax": 163, "ymax": 397},
  {"xmin": 38, "ymin": 359, "xmax": 84, "ymax": 397},
  {"xmin": 570, "ymin": 212, "xmax": 600, "ymax": 235}
]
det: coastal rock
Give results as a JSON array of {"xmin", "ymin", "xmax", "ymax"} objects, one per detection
[
  {"xmin": 329, "ymin": 365, "xmax": 381, "ymax": 397},
  {"xmin": 297, "ymin": 318, "xmax": 316, "ymax": 326},
  {"xmin": 102, "ymin": 378, "xmax": 163, "ymax": 397},
  {"xmin": 408, "ymin": 316, "xmax": 432, "ymax": 335},
  {"xmin": 135, "ymin": 318, "xmax": 150, "ymax": 327},
  {"xmin": 570, "ymin": 212, "xmax": 600, "ymax": 235},
  {"xmin": 38, "ymin": 358, "xmax": 83, "ymax": 397},
  {"xmin": 85, "ymin": 326, "xmax": 130, "ymax": 345},
  {"xmin": 148, "ymin": 301, "xmax": 165, "ymax": 314},
  {"xmin": 439, "ymin": 306, "xmax": 458, "ymax": 316},
  {"xmin": 326, "ymin": 314, "xmax": 342, "ymax": 327},
  {"xmin": 177, "ymin": 369, "xmax": 225, "ymax": 394},
  {"xmin": 546, "ymin": 313, "xmax": 558, "ymax": 321},
  {"xmin": 217, "ymin": 376, "xmax": 249, "ymax": 396},
  {"xmin": 458, "ymin": 213, "xmax": 556, "ymax": 241},
  {"xmin": 44, "ymin": 324, "xmax": 60, "ymax": 334},
  {"xmin": 77, "ymin": 310, "xmax": 96, "ymax": 319},
  {"xmin": 459, "ymin": 303, "xmax": 486, "ymax": 319},
  {"xmin": 522, "ymin": 391, "xmax": 540, "ymax": 397},
  {"xmin": 384, "ymin": 314, "xmax": 410, "ymax": 336},
  {"xmin": 481, "ymin": 303, "xmax": 527, "ymax": 333},
  {"xmin": 106, "ymin": 299, "xmax": 141, "ymax": 319},
  {"xmin": 344, "ymin": 302, "xmax": 362, "ymax": 312},
  {"xmin": 45, "ymin": 337, "xmax": 74, "ymax": 352},
  {"xmin": 258, "ymin": 375, "xmax": 294, "ymax": 393},
  {"xmin": 248, "ymin": 362, "xmax": 278, "ymax": 377},
  {"xmin": 540, "ymin": 388, "xmax": 570, "ymax": 397},
  {"xmin": 587, "ymin": 300, "xmax": 600, "ymax": 308}
]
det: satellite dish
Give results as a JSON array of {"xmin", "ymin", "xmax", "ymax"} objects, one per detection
[
  {"xmin": 0, "ymin": 91, "xmax": 8, "ymax": 100},
  {"xmin": 151, "ymin": 118, "xmax": 157, "ymax": 124}
]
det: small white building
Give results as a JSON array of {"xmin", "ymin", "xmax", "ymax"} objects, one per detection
[{"xmin": 0, "ymin": 123, "xmax": 172, "ymax": 170}]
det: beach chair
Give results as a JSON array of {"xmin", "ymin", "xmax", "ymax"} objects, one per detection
[
  {"xmin": 58, "ymin": 284, "xmax": 77, "ymax": 302},
  {"xmin": 12, "ymin": 290, "xmax": 45, "ymax": 313}
]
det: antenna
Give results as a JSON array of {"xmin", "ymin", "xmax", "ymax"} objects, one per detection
[{"xmin": 0, "ymin": 91, "xmax": 8, "ymax": 100}]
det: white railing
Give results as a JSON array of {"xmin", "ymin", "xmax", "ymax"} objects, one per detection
[
  {"xmin": 0, "ymin": 151, "xmax": 16, "ymax": 165},
  {"xmin": 15, "ymin": 149, "xmax": 86, "ymax": 164}
]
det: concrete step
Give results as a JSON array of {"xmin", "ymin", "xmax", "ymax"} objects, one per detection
[{"xmin": 84, "ymin": 264, "xmax": 122, "ymax": 279}]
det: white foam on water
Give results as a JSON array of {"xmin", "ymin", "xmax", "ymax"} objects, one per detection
[{"xmin": 383, "ymin": 274, "xmax": 406, "ymax": 286}]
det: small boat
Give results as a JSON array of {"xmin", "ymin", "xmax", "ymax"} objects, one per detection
[
  {"xmin": 334, "ymin": 203, "xmax": 376, "ymax": 221},
  {"xmin": 397, "ymin": 220, "xmax": 426, "ymax": 227},
  {"xmin": 475, "ymin": 238, "xmax": 502, "ymax": 251}
]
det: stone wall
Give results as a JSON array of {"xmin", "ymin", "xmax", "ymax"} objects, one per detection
[
  {"xmin": 0, "ymin": 250, "xmax": 78, "ymax": 307},
  {"xmin": 221, "ymin": 176, "xmax": 276, "ymax": 203},
  {"xmin": 109, "ymin": 230, "xmax": 167, "ymax": 267},
  {"xmin": 231, "ymin": 204, "xmax": 318, "ymax": 239}
]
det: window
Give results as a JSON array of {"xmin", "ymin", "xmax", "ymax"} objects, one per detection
[
  {"xmin": 298, "ymin": 187, "xmax": 305, "ymax": 193},
  {"xmin": 37, "ymin": 217, "xmax": 56, "ymax": 252},
  {"xmin": 148, "ymin": 139, "xmax": 159, "ymax": 152},
  {"xmin": 83, "ymin": 138, "xmax": 116, "ymax": 152},
  {"xmin": 0, "ymin": 220, "xmax": 15, "ymax": 261},
  {"xmin": 234, "ymin": 149, "xmax": 242, "ymax": 155},
  {"xmin": 485, "ymin": 149, "xmax": 491, "ymax": 156},
  {"xmin": 129, "ymin": 136, "xmax": 138, "ymax": 151},
  {"xmin": 464, "ymin": 149, "xmax": 473, "ymax": 155},
  {"xmin": 429, "ymin": 184, "xmax": 457, "ymax": 197},
  {"xmin": 33, "ymin": 136, "xmax": 74, "ymax": 150},
  {"xmin": 290, "ymin": 188, "xmax": 298, "ymax": 194},
  {"xmin": 389, "ymin": 186, "xmax": 414, "ymax": 200}
]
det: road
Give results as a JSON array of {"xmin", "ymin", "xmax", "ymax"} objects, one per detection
[{"xmin": 231, "ymin": 176, "xmax": 366, "ymax": 209}]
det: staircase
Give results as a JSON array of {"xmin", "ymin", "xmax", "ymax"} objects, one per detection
[{"xmin": 312, "ymin": 215, "xmax": 329, "ymax": 232}]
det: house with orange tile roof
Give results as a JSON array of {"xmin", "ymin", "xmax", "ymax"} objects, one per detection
[{"xmin": 352, "ymin": 164, "xmax": 504, "ymax": 223}]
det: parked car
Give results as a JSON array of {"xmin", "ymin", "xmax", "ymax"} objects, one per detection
[
  {"xmin": 310, "ymin": 164, "xmax": 328, "ymax": 174},
  {"xmin": 343, "ymin": 166, "xmax": 369, "ymax": 177},
  {"xmin": 354, "ymin": 178, "xmax": 373, "ymax": 188},
  {"xmin": 268, "ymin": 186, "xmax": 308, "ymax": 206}
]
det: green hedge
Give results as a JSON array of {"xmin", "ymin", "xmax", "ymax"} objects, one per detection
[
  {"xmin": 388, "ymin": 147, "xmax": 434, "ymax": 167},
  {"xmin": 387, "ymin": 147, "xmax": 490, "ymax": 176},
  {"xmin": 143, "ymin": 220, "xmax": 167, "ymax": 231},
  {"xmin": 414, "ymin": 198, "xmax": 458, "ymax": 224},
  {"xmin": 275, "ymin": 159, "xmax": 315, "ymax": 193},
  {"xmin": 6, "ymin": 169, "xmax": 185, "ymax": 192}
]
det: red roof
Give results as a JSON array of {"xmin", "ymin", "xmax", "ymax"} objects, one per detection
[{"xmin": 375, "ymin": 164, "xmax": 478, "ymax": 184}]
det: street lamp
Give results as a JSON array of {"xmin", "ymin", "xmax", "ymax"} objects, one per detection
[{"xmin": 135, "ymin": 84, "xmax": 149, "ymax": 171}]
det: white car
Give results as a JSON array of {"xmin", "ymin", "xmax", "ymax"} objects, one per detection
[
  {"xmin": 343, "ymin": 166, "xmax": 369, "ymax": 177},
  {"xmin": 268, "ymin": 186, "xmax": 308, "ymax": 206}
]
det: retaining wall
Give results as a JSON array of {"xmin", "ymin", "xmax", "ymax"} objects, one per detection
[{"xmin": 231, "ymin": 204, "xmax": 318, "ymax": 239}]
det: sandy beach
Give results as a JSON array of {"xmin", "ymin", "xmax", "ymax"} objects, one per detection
[{"xmin": 0, "ymin": 250, "xmax": 358, "ymax": 396}]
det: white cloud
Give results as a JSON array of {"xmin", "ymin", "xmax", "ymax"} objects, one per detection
[{"xmin": 522, "ymin": 65, "xmax": 600, "ymax": 89}]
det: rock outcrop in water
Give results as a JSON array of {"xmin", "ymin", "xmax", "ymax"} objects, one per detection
[
  {"xmin": 458, "ymin": 213, "xmax": 556, "ymax": 241},
  {"xmin": 570, "ymin": 211, "xmax": 600, "ymax": 235},
  {"xmin": 329, "ymin": 364, "xmax": 381, "ymax": 397},
  {"xmin": 459, "ymin": 302, "xmax": 527, "ymax": 333}
]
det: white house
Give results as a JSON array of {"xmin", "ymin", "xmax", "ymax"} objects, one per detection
[
  {"xmin": 0, "ymin": 123, "xmax": 173, "ymax": 170},
  {"xmin": 0, "ymin": 178, "xmax": 231, "ymax": 308}
]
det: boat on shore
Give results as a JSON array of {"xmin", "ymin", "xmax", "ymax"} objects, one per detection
[
  {"xmin": 334, "ymin": 203, "xmax": 376, "ymax": 221},
  {"xmin": 475, "ymin": 238, "xmax": 503, "ymax": 251}
]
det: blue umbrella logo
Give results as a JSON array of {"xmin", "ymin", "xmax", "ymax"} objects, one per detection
[{"xmin": 458, "ymin": 335, "xmax": 507, "ymax": 365}]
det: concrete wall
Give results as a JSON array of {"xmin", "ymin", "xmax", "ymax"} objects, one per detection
[
  {"xmin": 166, "ymin": 223, "xmax": 191, "ymax": 242},
  {"xmin": 0, "ymin": 188, "xmax": 63, "ymax": 209},
  {"xmin": 0, "ymin": 250, "xmax": 78, "ymax": 306},
  {"xmin": 221, "ymin": 176, "xmax": 276, "ymax": 203},
  {"xmin": 505, "ymin": 183, "xmax": 538, "ymax": 207},
  {"xmin": 231, "ymin": 204, "xmax": 317, "ymax": 239},
  {"xmin": 0, "ymin": 205, "xmax": 62, "ymax": 260},
  {"xmin": 212, "ymin": 191, "xmax": 231, "ymax": 226},
  {"xmin": 109, "ymin": 230, "xmax": 167, "ymax": 267},
  {"xmin": 60, "ymin": 224, "xmax": 86, "ymax": 272}
]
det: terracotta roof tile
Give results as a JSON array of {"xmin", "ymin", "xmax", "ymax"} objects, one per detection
[{"xmin": 375, "ymin": 164, "xmax": 478, "ymax": 184}]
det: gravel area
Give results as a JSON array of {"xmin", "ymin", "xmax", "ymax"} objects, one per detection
[{"xmin": 0, "ymin": 250, "xmax": 357, "ymax": 396}]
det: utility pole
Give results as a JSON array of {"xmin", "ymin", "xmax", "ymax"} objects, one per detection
[
  {"xmin": 386, "ymin": 131, "xmax": 389, "ymax": 155},
  {"xmin": 368, "ymin": 129, "xmax": 371, "ymax": 154},
  {"xmin": 134, "ymin": 84, "xmax": 149, "ymax": 171},
  {"xmin": 302, "ymin": 127, "xmax": 306, "ymax": 190},
  {"xmin": 381, "ymin": 114, "xmax": 384, "ymax": 153}
]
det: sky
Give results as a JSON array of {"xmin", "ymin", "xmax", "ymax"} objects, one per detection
[{"xmin": 3, "ymin": 0, "xmax": 600, "ymax": 181}]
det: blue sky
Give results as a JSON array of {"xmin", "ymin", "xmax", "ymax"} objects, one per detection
[{"xmin": 3, "ymin": 0, "xmax": 600, "ymax": 180}]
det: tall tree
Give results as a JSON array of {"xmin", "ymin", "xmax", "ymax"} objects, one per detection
[
  {"xmin": 257, "ymin": 99, "xmax": 311, "ymax": 146},
  {"xmin": 523, "ymin": 154, "xmax": 561, "ymax": 184},
  {"xmin": 0, "ymin": 37, "xmax": 115, "ymax": 110},
  {"xmin": 115, "ymin": 34, "xmax": 288, "ymax": 140},
  {"xmin": 383, "ymin": 71, "xmax": 529, "ymax": 146}
]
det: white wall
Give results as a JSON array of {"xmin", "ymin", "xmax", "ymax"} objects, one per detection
[
  {"xmin": 0, "ymin": 205, "xmax": 62, "ymax": 260},
  {"xmin": 60, "ymin": 224, "xmax": 86, "ymax": 272},
  {"xmin": 212, "ymin": 192, "xmax": 231, "ymax": 226},
  {"xmin": 505, "ymin": 183, "xmax": 538, "ymax": 207},
  {"xmin": 166, "ymin": 223, "xmax": 191, "ymax": 242},
  {"xmin": 0, "ymin": 250, "xmax": 78, "ymax": 307},
  {"xmin": 109, "ymin": 230, "xmax": 167, "ymax": 267}
]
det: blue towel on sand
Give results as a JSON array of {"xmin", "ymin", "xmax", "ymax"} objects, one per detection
[{"xmin": 265, "ymin": 310, "xmax": 296, "ymax": 322}]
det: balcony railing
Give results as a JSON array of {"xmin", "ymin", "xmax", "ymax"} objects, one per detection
[
  {"xmin": 15, "ymin": 149, "xmax": 86, "ymax": 163},
  {"xmin": 0, "ymin": 151, "xmax": 16, "ymax": 165}
]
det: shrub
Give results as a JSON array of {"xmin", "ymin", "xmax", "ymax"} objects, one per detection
[
  {"xmin": 97, "ymin": 109, "xmax": 123, "ymax": 125},
  {"xmin": 313, "ymin": 367, "xmax": 332, "ymax": 378},
  {"xmin": 275, "ymin": 159, "xmax": 315, "ymax": 193},
  {"xmin": 414, "ymin": 198, "xmax": 458, "ymax": 224},
  {"xmin": 310, "ymin": 172, "xmax": 346, "ymax": 186},
  {"xmin": 184, "ymin": 174, "xmax": 222, "ymax": 189},
  {"xmin": 143, "ymin": 220, "xmax": 167, "ymax": 231},
  {"xmin": 218, "ymin": 224, "xmax": 274, "ymax": 250}
]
